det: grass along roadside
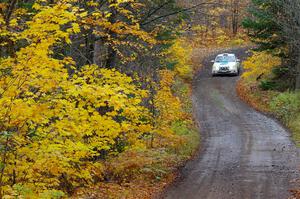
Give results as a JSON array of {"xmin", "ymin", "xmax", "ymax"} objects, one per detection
[{"xmin": 237, "ymin": 79, "xmax": 300, "ymax": 147}]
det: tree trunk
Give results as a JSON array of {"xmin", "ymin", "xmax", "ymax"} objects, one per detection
[
  {"xmin": 231, "ymin": 0, "xmax": 239, "ymax": 36},
  {"xmin": 105, "ymin": 47, "xmax": 117, "ymax": 69},
  {"xmin": 105, "ymin": 4, "xmax": 117, "ymax": 69},
  {"xmin": 93, "ymin": 37, "xmax": 107, "ymax": 67},
  {"xmin": 84, "ymin": 31, "xmax": 94, "ymax": 65},
  {"xmin": 296, "ymin": 55, "xmax": 300, "ymax": 90}
]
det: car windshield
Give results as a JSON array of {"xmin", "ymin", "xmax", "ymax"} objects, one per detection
[{"xmin": 215, "ymin": 55, "xmax": 235, "ymax": 62}]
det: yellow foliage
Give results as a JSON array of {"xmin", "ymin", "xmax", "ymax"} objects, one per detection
[
  {"xmin": 190, "ymin": 24, "xmax": 248, "ymax": 48},
  {"xmin": 242, "ymin": 51, "xmax": 281, "ymax": 79},
  {"xmin": 153, "ymin": 70, "xmax": 183, "ymax": 146},
  {"xmin": 0, "ymin": 1, "xmax": 151, "ymax": 197},
  {"xmin": 167, "ymin": 38, "xmax": 193, "ymax": 80},
  {"xmin": 216, "ymin": 34, "xmax": 230, "ymax": 45},
  {"xmin": 81, "ymin": 0, "xmax": 156, "ymax": 63}
]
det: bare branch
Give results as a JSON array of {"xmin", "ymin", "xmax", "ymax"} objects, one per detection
[{"xmin": 141, "ymin": 2, "xmax": 224, "ymax": 26}]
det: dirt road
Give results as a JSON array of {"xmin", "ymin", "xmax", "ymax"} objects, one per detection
[{"xmin": 163, "ymin": 48, "xmax": 300, "ymax": 199}]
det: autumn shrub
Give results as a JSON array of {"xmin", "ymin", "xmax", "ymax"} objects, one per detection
[
  {"xmin": 241, "ymin": 51, "xmax": 300, "ymax": 123},
  {"xmin": 107, "ymin": 150, "xmax": 154, "ymax": 182},
  {"xmin": 171, "ymin": 120, "xmax": 199, "ymax": 156},
  {"xmin": 167, "ymin": 38, "xmax": 193, "ymax": 81},
  {"xmin": 152, "ymin": 65, "xmax": 198, "ymax": 155},
  {"xmin": 239, "ymin": 50, "xmax": 300, "ymax": 146},
  {"xmin": 259, "ymin": 80, "xmax": 279, "ymax": 90},
  {"xmin": 107, "ymin": 148, "xmax": 179, "ymax": 182},
  {"xmin": 153, "ymin": 70, "xmax": 183, "ymax": 147},
  {"xmin": 0, "ymin": 63, "xmax": 151, "ymax": 197},
  {"xmin": 290, "ymin": 116, "xmax": 300, "ymax": 146},
  {"xmin": 190, "ymin": 25, "xmax": 249, "ymax": 48},
  {"xmin": 216, "ymin": 34, "xmax": 230, "ymax": 45},
  {"xmin": 230, "ymin": 38, "xmax": 245, "ymax": 46},
  {"xmin": 0, "ymin": 2, "xmax": 153, "ymax": 197},
  {"xmin": 156, "ymin": 41, "xmax": 199, "ymax": 154},
  {"xmin": 172, "ymin": 77, "xmax": 192, "ymax": 113},
  {"xmin": 270, "ymin": 92, "xmax": 300, "ymax": 125},
  {"xmin": 242, "ymin": 51, "xmax": 281, "ymax": 80}
]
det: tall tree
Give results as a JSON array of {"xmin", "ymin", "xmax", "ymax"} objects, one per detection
[
  {"xmin": 276, "ymin": 0, "xmax": 300, "ymax": 90},
  {"xmin": 242, "ymin": 0, "xmax": 300, "ymax": 90}
]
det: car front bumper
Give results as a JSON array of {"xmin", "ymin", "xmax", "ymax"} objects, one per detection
[{"xmin": 212, "ymin": 69, "xmax": 237, "ymax": 75}]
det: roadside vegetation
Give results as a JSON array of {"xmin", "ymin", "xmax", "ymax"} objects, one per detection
[
  {"xmin": 238, "ymin": 0, "xmax": 300, "ymax": 151},
  {"xmin": 0, "ymin": 1, "xmax": 202, "ymax": 198}
]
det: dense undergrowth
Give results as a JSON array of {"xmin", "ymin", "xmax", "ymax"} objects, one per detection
[{"xmin": 237, "ymin": 52, "xmax": 300, "ymax": 147}]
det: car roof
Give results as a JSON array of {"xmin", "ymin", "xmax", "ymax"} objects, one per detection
[{"xmin": 216, "ymin": 53, "xmax": 235, "ymax": 57}]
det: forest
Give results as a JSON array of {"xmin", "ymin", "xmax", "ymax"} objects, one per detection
[{"xmin": 0, "ymin": 0, "xmax": 300, "ymax": 198}]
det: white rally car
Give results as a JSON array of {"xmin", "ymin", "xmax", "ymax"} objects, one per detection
[{"xmin": 211, "ymin": 53, "xmax": 240, "ymax": 76}]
